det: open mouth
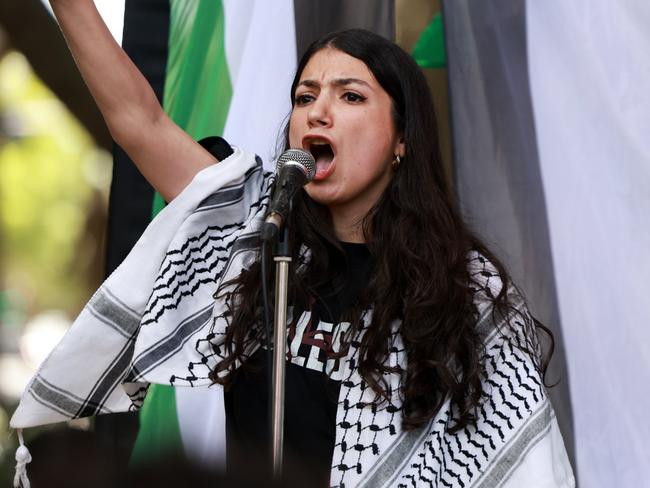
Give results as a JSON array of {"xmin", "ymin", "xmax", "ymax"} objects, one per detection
[{"xmin": 306, "ymin": 139, "xmax": 336, "ymax": 180}]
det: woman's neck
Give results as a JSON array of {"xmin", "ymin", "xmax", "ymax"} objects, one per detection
[{"xmin": 329, "ymin": 205, "xmax": 367, "ymax": 243}]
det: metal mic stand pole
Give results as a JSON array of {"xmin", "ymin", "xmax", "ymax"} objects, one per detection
[{"xmin": 271, "ymin": 223, "xmax": 290, "ymax": 480}]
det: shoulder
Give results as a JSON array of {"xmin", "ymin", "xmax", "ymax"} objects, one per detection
[
  {"xmin": 466, "ymin": 250, "xmax": 542, "ymax": 359},
  {"xmin": 197, "ymin": 136, "xmax": 273, "ymax": 180},
  {"xmin": 466, "ymin": 250, "xmax": 522, "ymax": 315},
  {"xmin": 189, "ymin": 139, "xmax": 273, "ymax": 209}
]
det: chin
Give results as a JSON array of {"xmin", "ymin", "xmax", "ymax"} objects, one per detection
[
  {"xmin": 304, "ymin": 189, "xmax": 337, "ymax": 207},
  {"xmin": 305, "ymin": 181, "xmax": 328, "ymax": 199}
]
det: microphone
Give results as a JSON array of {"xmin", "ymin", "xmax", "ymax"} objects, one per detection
[{"xmin": 261, "ymin": 149, "xmax": 316, "ymax": 241}]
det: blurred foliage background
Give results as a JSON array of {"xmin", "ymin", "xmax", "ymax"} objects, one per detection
[
  {"xmin": 0, "ymin": 1, "xmax": 126, "ymax": 484},
  {"xmin": 0, "ymin": 51, "xmax": 110, "ymax": 316},
  {"xmin": 0, "ymin": 11, "xmax": 112, "ymax": 481}
]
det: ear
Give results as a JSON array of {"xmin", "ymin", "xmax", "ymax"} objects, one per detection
[{"xmin": 393, "ymin": 134, "xmax": 405, "ymax": 158}]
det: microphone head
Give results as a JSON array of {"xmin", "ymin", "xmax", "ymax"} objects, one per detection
[{"xmin": 276, "ymin": 149, "xmax": 316, "ymax": 182}]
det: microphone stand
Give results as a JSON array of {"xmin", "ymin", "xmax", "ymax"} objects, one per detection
[{"xmin": 271, "ymin": 223, "xmax": 290, "ymax": 479}]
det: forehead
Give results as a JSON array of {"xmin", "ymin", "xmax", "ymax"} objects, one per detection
[{"xmin": 297, "ymin": 48, "xmax": 378, "ymax": 87}]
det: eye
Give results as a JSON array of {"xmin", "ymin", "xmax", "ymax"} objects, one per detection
[
  {"xmin": 343, "ymin": 92, "xmax": 366, "ymax": 103},
  {"xmin": 294, "ymin": 93, "xmax": 315, "ymax": 105}
]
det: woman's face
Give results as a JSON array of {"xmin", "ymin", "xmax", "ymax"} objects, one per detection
[{"xmin": 289, "ymin": 48, "xmax": 404, "ymax": 224}]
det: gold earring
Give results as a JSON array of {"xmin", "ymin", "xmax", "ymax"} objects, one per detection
[{"xmin": 391, "ymin": 154, "xmax": 402, "ymax": 170}]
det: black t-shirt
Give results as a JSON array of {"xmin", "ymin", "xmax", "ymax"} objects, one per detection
[{"xmin": 224, "ymin": 242, "xmax": 372, "ymax": 485}]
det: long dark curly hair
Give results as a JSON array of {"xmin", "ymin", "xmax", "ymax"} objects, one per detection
[{"xmin": 211, "ymin": 29, "xmax": 551, "ymax": 431}]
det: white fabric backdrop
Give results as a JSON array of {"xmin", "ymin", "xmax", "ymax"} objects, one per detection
[{"xmin": 527, "ymin": 2, "xmax": 650, "ymax": 486}]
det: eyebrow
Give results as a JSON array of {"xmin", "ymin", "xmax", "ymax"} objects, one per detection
[{"xmin": 297, "ymin": 78, "xmax": 372, "ymax": 89}]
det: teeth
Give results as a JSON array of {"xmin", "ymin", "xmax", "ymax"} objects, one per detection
[{"xmin": 305, "ymin": 137, "xmax": 330, "ymax": 148}]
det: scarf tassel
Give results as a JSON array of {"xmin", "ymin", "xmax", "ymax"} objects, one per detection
[{"xmin": 13, "ymin": 429, "xmax": 32, "ymax": 488}]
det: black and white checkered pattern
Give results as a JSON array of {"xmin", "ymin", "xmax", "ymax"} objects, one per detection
[
  {"xmin": 11, "ymin": 148, "xmax": 270, "ymax": 427},
  {"xmin": 329, "ymin": 254, "xmax": 554, "ymax": 487}
]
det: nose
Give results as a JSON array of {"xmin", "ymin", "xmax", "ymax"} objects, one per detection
[{"xmin": 307, "ymin": 94, "xmax": 331, "ymax": 128}]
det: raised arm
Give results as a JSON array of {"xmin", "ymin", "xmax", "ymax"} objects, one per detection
[{"xmin": 50, "ymin": 0, "xmax": 217, "ymax": 201}]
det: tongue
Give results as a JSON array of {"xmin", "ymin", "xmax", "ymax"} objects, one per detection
[{"xmin": 315, "ymin": 153, "xmax": 333, "ymax": 173}]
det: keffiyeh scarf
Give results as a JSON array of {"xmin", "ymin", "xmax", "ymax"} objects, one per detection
[{"xmin": 11, "ymin": 147, "xmax": 574, "ymax": 487}]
